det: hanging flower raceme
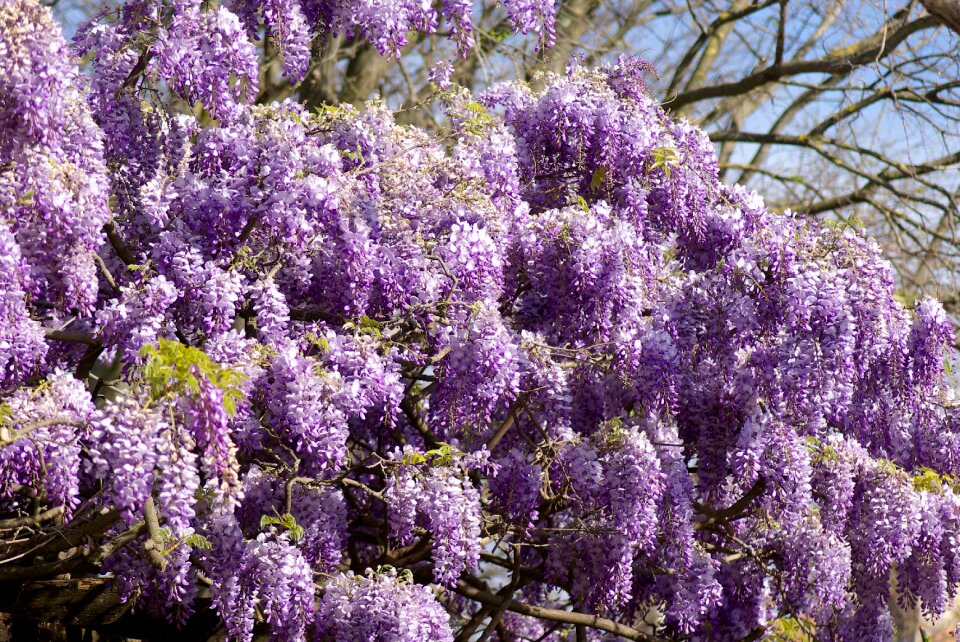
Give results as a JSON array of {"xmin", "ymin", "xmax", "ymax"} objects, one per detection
[
  {"xmin": 313, "ymin": 569, "xmax": 454, "ymax": 642},
  {"xmin": 384, "ymin": 445, "xmax": 489, "ymax": 586},
  {"xmin": 0, "ymin": 0, "xmax": 110, "ymax": 323}
]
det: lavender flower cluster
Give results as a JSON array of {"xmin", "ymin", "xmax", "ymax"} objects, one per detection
[{"xmin": 3, "ymin": 0, "xmax": 960, "ymax": 639}]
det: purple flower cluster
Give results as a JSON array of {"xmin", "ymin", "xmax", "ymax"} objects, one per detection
[
  {"xmin": 155, "ymin": 7, "xmax": 260, "ymax": 121},
  {"xmin": 0, "ymin": 371, "xmax": 95, "ymax": 517},
  {"xmin": 201, "ymin": 512, "xmax": 316, "ymax": 642},
  {"xmin": 0, "ymin": 0, "xmax": 109, "ymax": 319},
  {"xmin": 151, "ymin": 231, "xmax": 245, "ymax": 340},
  {"xmin": 263, "ymin": 342, "xmax": 349, "ymax": 475},
  {"xmin": 85, "ymin": 395, "xmax": 169, "ymax": 522},
  {"xmin": 0, "ymin": 220, "xmax": 47, "ymax": 389},
  {"xmin": 503, "ymin": 0, "xmax": 556, "ymax": 47},
  {"xmin": 385, "ymin": 446, "xmax": 485, "ymax": 586},
  {"xmin": 543, "ymin": 425, "xmax": 664, "ymax": 610},
  {"xmin": 250, "ymin": 278, "xmax": 291, "ymax": 346},
  {"xmin": 184, "ymin": 370, "xmax": 240, "ymax": 494},
  {"xmin": 105, "ymin": 535, "xmax": 198, "ymax": 625},
  {"xmin": 430, "ymin": 304, "xmax": 520, "ymax": 438},
  {"xmin": 237, "ymin": 466, "xmax": 347, "ymax": 571},
  {"xmin": 96, "ymin": 276, "xmax": 179, "ymax": 362},
  {"xmin": 313, "ymin": 569, "xmax": 454, "ymax": 642}
]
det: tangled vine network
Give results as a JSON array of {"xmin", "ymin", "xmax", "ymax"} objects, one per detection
[{"xmin": 2, "ymin": 0, "xmax": 960, "ymax": 640}]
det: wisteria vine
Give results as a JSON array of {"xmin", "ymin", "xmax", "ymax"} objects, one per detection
[{"xmin": 1, "ymin": 0, "xmax": 960, "ymax": 640}]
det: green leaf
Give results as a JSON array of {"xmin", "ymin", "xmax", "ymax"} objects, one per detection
[
  {"xmin": 261, "ymin": 514, "xmax": 283, "ymax": 529},
  {"xmin": 186, "ymin": 534, "xmax": 212, "ymax": 550},
  {"xmin": 357, "ymin": 315, "xmax": 382, "ymax": 338},
  {"xmin": 911, "ymin": 466, "xmax": 956, "ymax": 494},
  {"xmin": 483, "ymin": 27, "xmax": 513, "ymax": 43},
  {"xmin": 342, "ymin": 147, "xmax": 364, "ymax": 161},
  {"xmin": 195, "ymin": 486, "xmax": 217, "ymax": 502},
  {"xmin": 140, "ymin": 339, "xmax": 247, "ymax": 414},
  {"xmin": 402, "ymin": 443, "xmax": 464, "ymax": 468},
  {"xmin": 650, "ymin": 146, "xmax": 681, "ymax": 178},
  {"xmin": 16, "ymin": 189, "xmax": 35, "ymax": 206},
  {"xmin": 804, "ymin": 435, "xmax": 840, "ymax": 465},
  {"xmin": 590, "ymin": 166, "xmax": 608, "ymax": 192},
  {"xmin": 573, "ymin": 194, "xmax": 589, "ymax": 213},
  {"xmin": 401, "ymin": 451, "xmax": 427, "ymax": 466},
  {"xmin": 768, "ymin": 615, "xmax": 815, "ymax": 641},
  {"xmin": 460, "ymin": 101, "xmax": 495, "ymax": 134},
  {"xmin": 261, "ymin": 513, "xmax": 305, "ymax": 542},
  {"xmin": 425, "ymin": 443, "xmax": 457, "ymax": 466},
  {"xmin": 306, "ymin": 332, "xmax": 330, "ymax": 354}
]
